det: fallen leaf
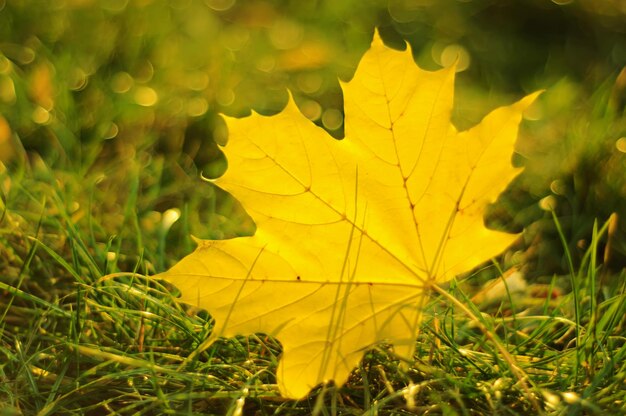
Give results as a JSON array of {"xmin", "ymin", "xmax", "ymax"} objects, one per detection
[
  {"xmin": 159, "ymin": 32, "xmax": 539, "ymax": 399},
  {"xmin": 471, "ymin": 267, "xmax": 527, "ymax": 305}
]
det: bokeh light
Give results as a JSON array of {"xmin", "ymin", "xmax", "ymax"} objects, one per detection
[
  {"xmin": 321, "ymin": 108, "xmax": 343, "ymax": 131},
  {"xmin": 133, "ymin": 86, "xmax": 158, "ymax": 107}
]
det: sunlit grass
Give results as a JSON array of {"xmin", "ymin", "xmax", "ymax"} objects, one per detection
[
  {"xmin": 2, "ymin": 1, "xmax": 626, "ymax": 414},
  {"xmin": 1, "ymin": 78, "xmax": 625, "ymax": 415},
  {"xmin": 1, "ymin": 148, "xmax": 625, "ymax": 414}
]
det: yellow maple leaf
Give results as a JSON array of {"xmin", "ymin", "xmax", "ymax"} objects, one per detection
[{"xmin": 159, "ymin": 33, "xmax": 539, "ymax": 399}]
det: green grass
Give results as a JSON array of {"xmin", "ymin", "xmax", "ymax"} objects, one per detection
[
  {"xmin": 2, "ymin": 1, "xmax": 626, "ymax": 414},
  {"xmin": 1, "ymin": 150, "xmax": 625, "ymax": 414}
]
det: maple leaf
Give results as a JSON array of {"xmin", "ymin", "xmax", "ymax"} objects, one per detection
[{"xmin": 159, "ymin": 33, "xmax": 539, "ymax": 399}]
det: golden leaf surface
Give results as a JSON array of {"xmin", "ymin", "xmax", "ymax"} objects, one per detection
[{"xmin": 159, "ymin": 33, "xmax": 539, "ymax": 399}]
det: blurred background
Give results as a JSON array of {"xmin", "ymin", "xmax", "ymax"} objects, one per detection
[{"xmin": 1, "ymin": 0, "xmax": 626, "ymax": 282}]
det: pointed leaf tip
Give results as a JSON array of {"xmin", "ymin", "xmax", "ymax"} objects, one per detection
[
  {"xmin": 518, "ymin": 90, "xmax": 544, "ymax": 112},
  {"xmin": 371, "ymin": 28, "xmax": 384, "ymax": 47}
]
